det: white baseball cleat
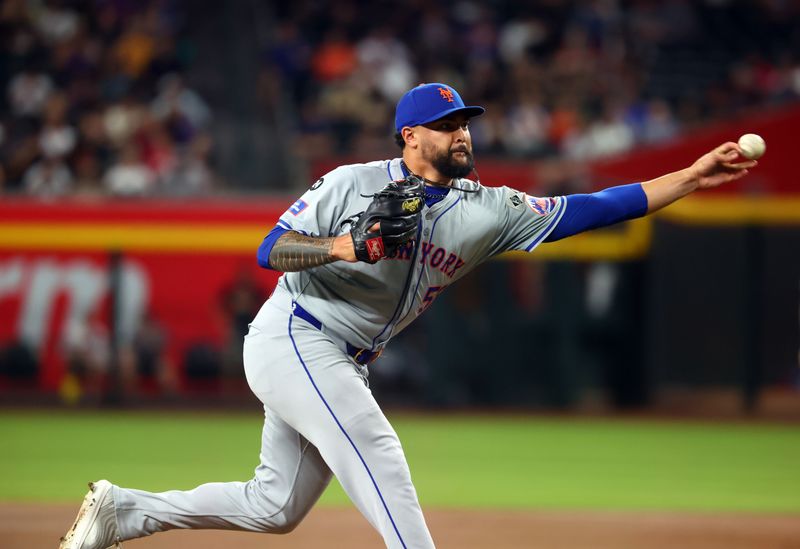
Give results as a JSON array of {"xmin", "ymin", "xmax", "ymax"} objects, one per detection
[{"xmin": 59, "ymin": 480, "xmax": 121, "ymax": 549}]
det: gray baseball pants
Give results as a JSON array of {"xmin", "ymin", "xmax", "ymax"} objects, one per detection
[{"xmin": 112, "ymin": 293, "xmax": 435, "ymax": 548}]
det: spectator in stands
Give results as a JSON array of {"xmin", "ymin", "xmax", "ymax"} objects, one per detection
[
  {"xmin": 72, "ymin": 145, "xmax": 103, "ymax": 197},
  {"xmin": 119, "ymin": 310, "xmax": 177, "ymax": 397},
  {"xmin": 641, "ymin": 99, "xmax": 679, "ymax": 144},
  {"xmin": 24, "ymin": 155, "xmax": 72, "ymax": 196},
  {"xmin": 111, "ymin": 13, "xmax": 156, "ymax": 80},
  {"xmin": 62, "ymin": 316, "xmax": 110, "ymax": 402},
  {"xmin": 76, "ymin": 108, "xmax": 113, "ymax": 175},
  {"xmin": 356, "ymin": 27, "xmax": 416, "ymax": 102},
  {"xmin": 164, "ymin": 132, "xmax": 214, "ymax": 195},
  {"xmin": 565, "ymin": 99, "xmax": 635, "ymax": 160},
  {"xmin": 218, "ymin": 268, "xmax": 266, "ymax": 390},
  {"xmin": 151, "ymin": 73, "xmax": 211, "ymax": 141},
  {"xmin": 103, "ymin": 142, "xmax": 154, "ymax": 196},
  {"xmin": 311, "ymin": 29, "xmax": 357, "ymax": 83},
  {"xmin": 38, "ymin": 91, "xmax": 76, "ymax": 159},
  {"xmin": 30, "ymin": 0, "xmax": 81, "ymax": 46},
  {"xmin": 103, "ymin": 96, "xmax": 145, "ymax": 147},
  {"xmin": 7, "ymin": 63, "xmax": 53, "ymax": 119},
  {"xmin": 136, "ymin": 113, "xmax": 177, "ymax": 183}
]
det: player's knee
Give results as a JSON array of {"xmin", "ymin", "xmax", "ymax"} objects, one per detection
[
  {"xmin": 268, "ymin": 512, "xmax": 303, "ymax": 534},
  {"xmin": 248, "ymin": 512, "xmax": 299, "ymax": 534},
  {"xmin": 247, "ymin": 478, "xmax": 306, "ymax": 534}
]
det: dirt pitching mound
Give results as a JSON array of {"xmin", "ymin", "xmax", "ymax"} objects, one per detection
[{"xmin": 3, "ymin": 503, "xmax": 798, "ymax": 548}]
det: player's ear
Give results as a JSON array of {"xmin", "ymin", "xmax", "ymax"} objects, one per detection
[{"xmin": 401, "ymin": 127, "xmax": 417, "ymax": 149}]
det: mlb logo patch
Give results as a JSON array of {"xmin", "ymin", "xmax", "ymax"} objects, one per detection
[
  {"xmin": 287, "ymin": 199, "xmax": 308, "ymax": 216},
  {"xmin": 525, "ymin": 195, "xmax": 555, "ymax": 216}
]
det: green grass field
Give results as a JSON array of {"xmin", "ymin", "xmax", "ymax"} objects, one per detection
[{"xmin": 2, "ymin": 410, "xmax": 799, "ymax": 512}]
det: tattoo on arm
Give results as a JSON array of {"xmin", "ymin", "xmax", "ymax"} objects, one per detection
[{"xmin": 269, "ymin": 231, "xmax": 338, "ymax": 272}]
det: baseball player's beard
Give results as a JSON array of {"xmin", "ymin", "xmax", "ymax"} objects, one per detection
[{"xmin": 430, "ymin": 148, "xmax": 474, "ymax": 180}]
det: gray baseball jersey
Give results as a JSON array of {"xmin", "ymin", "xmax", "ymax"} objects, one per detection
[
  {"xmin": 265, "ymin": 157, "xmax": 565, "ymax": 349},
  {"xmin": 107, "ymin": 157, "xmax": 566, "ymax": 549}
]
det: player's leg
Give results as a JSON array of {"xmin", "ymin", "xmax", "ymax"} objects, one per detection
[
  {"xmin": 108, "ymin": 407, "xmax": 331, "ymax": 541},
  {"xmin": 308, "ymin": 404, "xmax": 435, "ymax": 549},
  {"xmin": 258, "ymin": 314, "xmax": 435, "ymax": 549}
]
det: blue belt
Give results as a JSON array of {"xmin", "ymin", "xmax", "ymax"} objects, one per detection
[{"xmin": 291, "ymin": 302, "xmax": 383, "ymax": 365}]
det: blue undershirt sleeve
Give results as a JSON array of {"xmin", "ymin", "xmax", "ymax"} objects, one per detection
[
  {"xmin": 544, "ymin": 183, "xmax": 648, "ymax": 242},
  {"xmin": 256, "ymin": 226, "xmax": 289, "ymax": 270}
]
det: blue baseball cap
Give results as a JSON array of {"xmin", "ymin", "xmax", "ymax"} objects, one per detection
[{"xmin": 394, "ymin": 83, "xmax": 485, "ymax": 133}]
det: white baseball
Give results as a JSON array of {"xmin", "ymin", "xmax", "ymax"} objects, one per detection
[{"xmin": 738, "ymin": 133, "xmax": 766, "ymax": 160}]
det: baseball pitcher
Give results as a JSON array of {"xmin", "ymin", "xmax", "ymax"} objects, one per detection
[{"xmin": 60, "ymin": 83, "xmax": 757, "ymax": 549}]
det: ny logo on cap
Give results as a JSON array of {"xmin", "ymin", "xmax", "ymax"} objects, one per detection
[{"xmin": 438, "ymin": 87, "xmax": 454, "ymax": 102}]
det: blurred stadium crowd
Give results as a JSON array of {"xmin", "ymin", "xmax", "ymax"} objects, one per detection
[
  {"xmin": 0, "ymin": 0, "xmax": 213, "ymax": 197},
  {"xmin": 266, "ymin": 0, "xmax": 800, "ymax": 162},
  {"xmin": 1, "ymin": 0, "xmax": 799, "ymax": 194},
  {"xmin": 1, "ymin": 1, "xmax": 799, "ymax": 409}
]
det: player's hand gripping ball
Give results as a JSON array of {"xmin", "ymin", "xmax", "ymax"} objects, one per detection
[
  {"xmin": 738, "ymin": 133, "xmax": 766, "ymax": 160},
  {"xmin": 350, "ymin": 175, "xmax": 425, "ymax": 263}
]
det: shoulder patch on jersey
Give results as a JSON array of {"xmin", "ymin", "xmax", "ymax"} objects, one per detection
[
  {"xmin": 287, "ymin": 199, "xmax": 308, "ymax": 216},
  {"xmin": 310, "ymin": 177, "xmax": 324, "ymax": 190},
  {"xmin": 525, "ymin": 195, "xmax": 556, "ymax": 216},
  {"xmin": 507, "ymin": 192, "xmax": 524, "ymax": 210}
]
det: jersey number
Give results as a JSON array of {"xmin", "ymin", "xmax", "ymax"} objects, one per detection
[{"xmin": 418, "ymin": 285, "xmax": 446, "ymax": 314}]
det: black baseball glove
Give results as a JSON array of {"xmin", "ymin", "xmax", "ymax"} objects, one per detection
[{"xmin": 350, "ymin": 175, "xmax": 425, "ymax": 263}]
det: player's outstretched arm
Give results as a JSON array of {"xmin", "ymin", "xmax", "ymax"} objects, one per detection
[
  {"xmin": 268, "ymin": 231, "xmax": 356, "ymax": 272},
  {"xmin": 543, "ymin": 140, "xmax": 760, "ymax": 243},
  {"xmin": 641, "ymin": 142, "xmax": 757, "ymax": 214}
]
